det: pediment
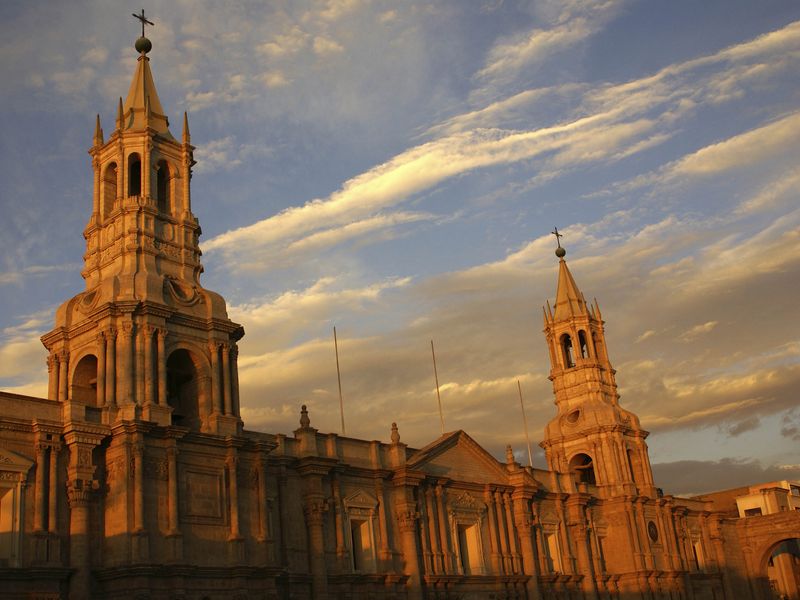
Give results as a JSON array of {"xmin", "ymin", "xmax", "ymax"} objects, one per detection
[
  {"xmin": 344, "ymin": 489, "xmax": 378, "ymax": 509},
  {"xmin": 0, "ymin": 447, "xmax": 34, "ymax": 472},
  {"xmin": 407, "ymin": 430, "xmax": 509, "ymax": 484}
]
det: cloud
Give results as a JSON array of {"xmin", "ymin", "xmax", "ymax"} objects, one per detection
[
  {"xmin": 312, "ymin": 36, "xmax": 344, "ymax": 56},
  {"xmin": 652, "ymin": 458, "xmax": 800, "ymax": 496},
  {"xmin": 679, "ymin": 321, "xmax": 718, "ymax": 342},
  {"xmin": 0, "ymin": 263, "xmax": 80, "ymax": 286}
]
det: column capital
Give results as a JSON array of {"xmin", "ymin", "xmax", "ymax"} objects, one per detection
[
  {"xmin": 208, "ymin": 340, "xmax": 222, "ymax": 353},
  {"xmin": 230, "ymin": 344, "xmax": 239, "ymax": 359},
  {"xmin": 58, "ymin": 349, "xmax": 70, "ymax": 362},
  {"xmin": 47, "ymin": 354, "xmax": 57, "ymax": 371},
  {"xmin": 143, "ymin": 323, "xmax": 158, "ymax": 335},
  {"xmin": 303, "ymin": 497, "xmax": 327, "ymax": 526},
  {"xmin": 120, "ymin": 321, "xmax": 134, "ymax": 337},
  {"xmin": 35, "ymin": 442, "xmax": 49, "ymax": 456},
  {"xmin": 105, "ymin": 326, "xmax": 118, "ymax": 339},
  {"xmin": 67, "ymin": 478, "xmax": 97, "ymax": 508},
  {"xmin": 156, "ymin": 327, "xmax": 168, "ymax": 339},
  {"xmin": 395, "ymin": 507, "xmax": 419, "ymax": 532}
]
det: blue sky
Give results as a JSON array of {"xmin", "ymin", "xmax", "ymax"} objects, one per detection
[{"xmin": 1, "ymin": 0, "xmax": 799, "ymax": 495}]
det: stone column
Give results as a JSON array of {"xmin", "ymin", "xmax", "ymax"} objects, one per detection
[
  {"xmin": 167, "ymin": 446, "xmax": 179, "ymax": 534},
  {"xmin": 64, "ymin": 431, "xmax": 100, "ymax": 600},
  {"xmin": 568, "ymin": 500, "xmax": 599, "ymax": 599},
  {"xmin": 135, "ymin": 326, "xmax": 145, "ymax": 405},
  {"xmin": 504, "ymin": 492, "xmax": 521, "ymax": 573},
  {"xmin": 495, "ymin": 490, "xmax": 511, "ymax": 573},
  {"xmin": 133, "ymin": 442, "xmax": 144, "ymax": 531},
  {"xmin": 231, "ymin": 344, "xmax": 240, "ymax": 417},
  {"xmin": 96, "ymin": 331, "xmax": 106, "ymax": 407},
  {"xmin": 209, "ymin": 342, "xmax": 222, "ymax": 414},
  {"xmin": 330, "ymin": 474, "xmax": 346, "ymax": 567},
  {"xmin": 34, "ymin": 443, "xmax": 47, "ymax": 532},
  {"xmin": 47, "ymin": 354, "xmax": 58, "ymax": 400},
  {"xmin": 435, "ymin": 484, "xmax": 452, "ymax": 573},
  {"xmin": 49, "ymin": 444, "xmax": 59, "ymax": 533},
  {"xmin": 426, "ymin": 486, "xmax": 442, "ymax": 573},
  {"xmin": 143, "ymin": 325, "xmax": 154, "ymax": 404},
  {"xmin": 484, "ymin": 488, "xmax": 502, "ymax": 573},
  {"xmin": 513, "ymin": 492, "xmax": 543, "ymax": 600},
  {"xmin": 105, "ymin": 328, "xmax": 117, "ymax": 406},
  {"xmin": 418, "ymin": 489, "xmax": 432, "ymax": 573},
  {"xmin": 58, "ymin": 351, "xmax": 68, "ymax": 401},
  {"xmin": 222, "ymin": 343, "xmax": 232, "ymax": 415},
  {"xmin": 304, "ymin": 496, "xmax": 329, "ymax": 599},
  {"xmin": 396, "ymin": 503, "xmax": 424, "ymax": 600},
  {"xmin": 157, "ymin": 328, "xmax": 167, "ymax": 406},
  {"xmin": 375, "ymin": 480, "xmax": 391, "ymax": 562},
  {"xmin": 119, "ymin": 322, "xmax": 134, "ymax": 404},
  {"xmin": 228, "ymin": 451, "xmax": 241, "ymax": 540},
  {"xmin": 66, "ymin": 479, "xmax": 93, "ymax": 598}
]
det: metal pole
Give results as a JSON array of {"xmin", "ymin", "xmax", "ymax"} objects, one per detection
[
  {"xmin": 518, "ymin": 379, "xmax": 533, "ymax": 467},
  {"xmin": 334, "ymin": 326, "xmax": 345, "ymax": 436},
  {"xmin": 431, "ymin": 340, "xmax": 444, "ymax": 435}
]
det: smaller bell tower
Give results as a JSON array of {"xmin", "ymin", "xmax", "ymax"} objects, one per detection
[{"xmin": 540, "ymin": 231, "xmax": 656, "ymax": 497}]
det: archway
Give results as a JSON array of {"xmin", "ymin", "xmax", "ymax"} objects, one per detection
[
  {"xmin": 561, "ymin": 334, "xmax": 575, "ymax": 368},
  {"xmin": 569, "ymin": 453, "xmax": 596, "ymax": 486},
  {"xmin": 70, "ymin": 354, "xmax": 98, "ymax": 406},
  {"xmin": 128, "ymin": 153, "xmax": 141, "ymax": 196},
  {"xmin": 102, "ymin": 162, "xmax": 117, "ymax": 218},
  {"xmin": 763, "ymin": 538, "xmax": 800, "ymax": 599},
  {"xmin": 166, "ymin": 348, "xmax": 203, "ymax": 429},
  {"xmin": 156, "ymin": 159, "xmax": 170, "ymax": 214}
]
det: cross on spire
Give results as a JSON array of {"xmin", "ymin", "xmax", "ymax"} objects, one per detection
[
  {"xmin": 551, "ymin": 227, "xmax": 563, "ymax": 248},
  {"xmin": 132, "ymin": 9, "xmax": 154, "ymax": 38}
]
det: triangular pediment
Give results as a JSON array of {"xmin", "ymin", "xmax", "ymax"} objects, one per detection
[
  {"xmin": 407, "ymin": 430, "xmax": 509, "ymax": 484},
  {"xmin": 0, "ymin": 447, "xmax": 34, "ymax": 472}
]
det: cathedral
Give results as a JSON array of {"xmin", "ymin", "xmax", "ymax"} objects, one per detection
[{"xmin": 0, "ymin": 31, "xmax": 798, "ymax": 600}]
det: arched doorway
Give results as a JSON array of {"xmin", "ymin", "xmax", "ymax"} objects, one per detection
[
  {"xmin": 156, "ymin": 159, "xmax": 170, "ymax": 214},
  {"xmin": 569, "ymin": 453, "xmax": 596, "ymax": 486},
  {"xmin": 763, "ymin": 538, "xmax": 800, "ymax": 599},
  {"xmin": 102, "ymin": 162, "xmax": 117, "ymax": 218},
  {"xmin": 70, "ymin": 355, "xmax": 98, "ymax": 406},
  {"xmin": 166, "ymin": 349, "xmax": 203, "ymax": 429}
]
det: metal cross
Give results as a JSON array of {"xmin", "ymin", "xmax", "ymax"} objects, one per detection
[
  {"xmin": 132, "ymin": 9, "xmax": 154, "ymax": 38},
  {"xmin": 551, "ymin": 227, "xmax": 564, "ymax": 248}
]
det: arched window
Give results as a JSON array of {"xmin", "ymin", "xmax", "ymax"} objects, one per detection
[
  {"xmin": 102, "ymin": 162, "xmax": 117, "ymax": 218},
  {"xmin": 166, "ymin": 349, "xmax": 203, "ymax": 429},
  {"xmin": 561, "ymin": 334, "xmax": 575, "ymax": 368},
  {"xmin": 128, "ymin": 153, "xmax": 141, "ymax": 197},
  {"xmin": 569, "ymin": 453, "xmax": 596, "ymax": 486},
  {"xmin": 578, "ymin": 330, "xmax": 588, "ymax": 359},
  {"xmin": 156, "ymin": 160, "xmax": 170, "ymax": 214},
  {"xmin": 70, "ymin": 355, "xmax": 98, "ymax": 406}
]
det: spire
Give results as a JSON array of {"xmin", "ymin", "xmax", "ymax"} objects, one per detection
[
  {"xmin": 116, "ymin": 97, "xmax": 124, "ymax": 130},
  {"xmin": 548, "ymin": 230, "xmax": 588, "ymax": 320},
  {"xmin": 182, "ymin": 111, "xmax": 191, "ymax": 144},
  {"xmin": 93, "ymin": 114, "xmax": 104, "ymax": 147}
]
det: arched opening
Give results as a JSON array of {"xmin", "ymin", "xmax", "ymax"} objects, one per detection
[
  {"xmin": 569, "ymin": 453, "xmax": 596, "ymax": 486},
  {"xmin": 166, "ymin": 349, "xmax": 202, "ymax": 429},
  {"xmin": 102, "ymin": 162, "xmax": 117, "ymax": 218},
  {"xmin": 763, "ymin": 538, "xmax": 800, "ymax": 599},
  {"xmin": 156, "ymin": 159, "xmax": 170, "ymax": 214},
  {"xmin": 128, "ymin": 153, "xmax": 141, "ymax": 197},
  {"xmin": 561, "ymin": 334, "xmax": 575, "ymax": 368},
  {"xmin": 70, "ymin": 354, "xmax": 98, "ymax": 406},
  {"xmin": 578, "ymin": 330, "xmax": 589, "ymax": 359}
]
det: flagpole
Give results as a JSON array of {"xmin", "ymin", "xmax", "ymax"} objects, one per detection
[
  {"xmin": 334, "ymin": 326, "xmax": 345, "ymax": 436},
  {"xmin": 518, "ymin": 379, "xmax": 533, "ymax": 467},
  {"xmin": 431, "ymin": 340, "xmax": 444, "ymax": 435}
]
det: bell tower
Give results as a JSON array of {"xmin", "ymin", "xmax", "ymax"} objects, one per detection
[
  {"xmin": 539, "ymin": 232, "xmax": 656, "ymax": 497},
  {"xmin": 40, "ymin": 26, "xmax": 244, "ymax": 435}
]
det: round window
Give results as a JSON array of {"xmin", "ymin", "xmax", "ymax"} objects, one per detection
[
  {"xmin": 566, "ymin": 409, "xmax": 581, "ymax": 424},
  {"xmin": 647, "ymin": 521, "xmax": 658, "ymax": 542}
]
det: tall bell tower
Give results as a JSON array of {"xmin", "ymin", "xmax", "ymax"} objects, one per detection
[
  {"xmin": 539, "ymin": 232, "xmax": 656, "ymax": 497},
  {"xmin": 40, "ymin": 25, "xmax": 244, "ymax": 435}
]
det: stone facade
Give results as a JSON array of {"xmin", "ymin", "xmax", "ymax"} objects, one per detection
[{"xmin": 0, "ymin": 37, "xmax": 798, "ymax": 600}]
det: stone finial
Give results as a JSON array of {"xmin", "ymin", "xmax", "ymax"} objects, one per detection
[
  {"xmin": 93, "ymin": 114, "xmax": 104, "ymax": 147},
  {"xmin": 116, "ymin": 97, "xmax": 124, "ymax": 129},
  {"xmin": 182, "ymin": 111, "xmax": 191, "ymax": 144},
  {"xmin": 506, "ymin": 444, "xmax": 515, "ymax": 465},
  {"xmin": 300, "ymin": 404, "xmax": 310, "ymax": 429},
  {"xmin": 390, "ymin": 422, "xmax": 400, "ymax": 444}
]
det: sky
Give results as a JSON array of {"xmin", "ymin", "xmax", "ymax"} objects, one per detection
[{"xmin": 0, "ymin": 0, "xmax": 799, "ymax": 496}]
